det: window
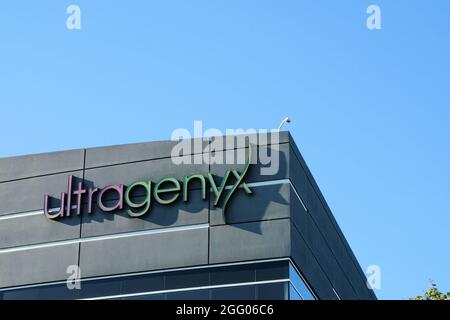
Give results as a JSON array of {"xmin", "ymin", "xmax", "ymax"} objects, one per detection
[
  {"xmin": 0, "ymin": 259, "xmax": 316, "ymax": 300},
  {"xmin": 289, "ymin": 263, "xmax": 316, "ymax": 300},
  {"xmin": 211, "ymin": 285, "xmax": 256, "ymax": 300}
]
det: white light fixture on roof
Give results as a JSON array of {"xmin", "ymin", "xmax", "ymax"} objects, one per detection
[{"xmin": 278, "ymin": 117, "xmax": 291, "ymax": 131}]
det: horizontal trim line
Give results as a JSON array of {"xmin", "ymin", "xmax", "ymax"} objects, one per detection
[
  {"xmin": 225, "ymin": 179, "xmax": 290, "ymax": 189},
  {"xmin": 0, "ymin": 223, "xmax": 209, "ymax": 254},
  {"xmin": 0, "ymin": 210, "xmax": 43, "ymax": 221},
  {"xmin": 237, "ymin": 179, "xmax": 308, "ymax": 213},
  {"xmin": 83, "ymin": 279, "xmax": 291, "ymax": 300},
  {"xmin": 0, "ymin": 205, "xmax": 78, "ymax": 221}
]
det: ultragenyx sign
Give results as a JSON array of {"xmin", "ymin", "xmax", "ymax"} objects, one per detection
[{"xmin": 43, "ymin": 148, "xmax": 253, "ymax": 223}]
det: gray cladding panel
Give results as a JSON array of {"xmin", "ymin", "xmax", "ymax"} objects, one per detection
[
  {"xmin": 85, "ymin": 138, "xmax": 209, "ymax": 168},
  {"xmin": 0, "ymin": 171, "xmax": 83, "ymax": 216},
  {"xmin": 290, "ymin": 201, "xmax": 358, "ymax": 299},
  {"xmin": 209, "ymin": 219, "xmax": 291, "ymax": 264},
  {"xmin": 81, "ymin": 192, "xmax": 209, "ymax": 237},
  {"xmin": 79, "ymin": 227, "xmax": 209, "ymax": 278},
  {"xmin": 84, "ymin": 155, "xmax": 208, "ymax": 190},
  {"xmin": 210, "ymin": 183, "xmax": 291, "ymax": 226},
  {"xmin": 289, "ymin": 223, "xmax": 339, "ymax": 300},
  {"xmin": 0, "ymin": 244, "xmax": 79, "ymax": 288},
  {"xmin": 288, "ymin": 147, "xmax": 372, "ymax": 299},
  {"xmin": 0, "ymin": 213, "xmax": 81, "ymax": 249},
  {"xmin": 210, "ymin": 143, "xmax": 290, "ymax": 184},
  {"xmin": 208, "ymin": 131, "xmax": 290, "ymax": 151},
  {"xmin": 0, "ymin": 149, "xmax": 84, "ymax": 183}
]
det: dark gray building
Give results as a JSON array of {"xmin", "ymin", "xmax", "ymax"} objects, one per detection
[{"xmin": 0, "ymin": 132, "xmax": 376, "ymax": 300}]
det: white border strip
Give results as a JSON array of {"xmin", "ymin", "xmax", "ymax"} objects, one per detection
[
  {"xmin": 286, "ymin": 181, "xmax": 308, "ymax": 213},
  {"xmin": 83, "ymin": 279, "xmax": 291, "ymax": 300},
  {"xmin": 0, "ymin": 206, "xmax": 77, "ymax": 221},
  {"xmin": 244, "ymin": 179, "xmax": 308, "ymax": 213},
  {"xmin": 213, "ymin": 179, "xmax": 308, "ymax": 212},
  {"xmin": 0, "ymin": 223, "xmax": 209, "ymax": 254},
  {"xmin": 0, "ymin": 210, "xmax": 43, "ymax": 221}
]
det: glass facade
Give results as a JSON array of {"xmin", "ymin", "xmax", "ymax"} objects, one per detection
[{"xmin": 0, "ymin": 259, "xmax": 316, "ymax": 300}]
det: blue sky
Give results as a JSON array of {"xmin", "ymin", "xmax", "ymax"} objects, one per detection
[{"xmin": 1, "ymin": 1, "xmax": 449, "ymax": 299}]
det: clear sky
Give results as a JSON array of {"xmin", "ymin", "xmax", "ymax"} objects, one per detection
[{"xmin": 1, "ymin": 1, "xmax": 449, "ymax": 300}]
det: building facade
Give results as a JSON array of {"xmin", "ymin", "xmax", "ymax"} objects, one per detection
[{"xmin": 0, "ymin": 132, "xmax": 376, "ymax": 300}]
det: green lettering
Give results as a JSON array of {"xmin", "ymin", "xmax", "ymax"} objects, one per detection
[
  {"xmin": 154, "ymin": 177, "xmax": 181, "ymax": 205},
  {"xmin": 207, "ymin": 171, "xmax": 231, "ymax": 206},
  {"xmin": 125, "ymin": 181, "xmax": 152, "ymax": 217},
  {"xmin": 182, "ymin": 174, "xmax": 206, "ymax": 202}
]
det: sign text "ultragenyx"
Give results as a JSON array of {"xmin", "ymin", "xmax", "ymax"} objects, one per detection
[{"xmin": 43, "ymin": 149, "xmax": 253, "ymax": 223}]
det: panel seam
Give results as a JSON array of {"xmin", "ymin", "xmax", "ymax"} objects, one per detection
[{"xmin": 77, "ymin": 149, "xmax": 87, "ymax": 272}]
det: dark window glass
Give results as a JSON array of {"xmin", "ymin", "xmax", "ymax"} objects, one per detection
[
  {"xmin": 256, "ymin": 282, "xmax": 288, "ymax": 300},
  {"xmin": 166, "ymin": 289, "xmax": 210, "ymax": 300},
  {"xmin": 210, "ymin": 264, "xmax": 254, "ymax": 285},
  {"xmin": 255, "ymin": 261, "xmax": 289, "ymax": 281},
  {"xmin": 121, "ymin": 274, "xmax": 164, "ymax": 294},
  {"xmin": 165, "ymin": 269, "xmax": 209, "ymax": 290},
  {"xmin": 211, "ymin": 285, "xmax": 256, "ymax": 300},
  {"xmin": 1, "ymin": 261, "xmax": 306, "ymax": 300},
  {"xmin": 2, "ymin": 284, "xmax": 79, "ymax": 300},
  {"xmin": 78, "ymin": 278, "xmax": 122, "ymax": 299}
]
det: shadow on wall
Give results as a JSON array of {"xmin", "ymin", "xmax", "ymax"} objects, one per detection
[
  {"xmin": 210, "ymin": 144, "xmax": 289, "ymax": 235},
  {"xmin": 47, "ymin": 143, "xmax": 289, "ymax": 235}
]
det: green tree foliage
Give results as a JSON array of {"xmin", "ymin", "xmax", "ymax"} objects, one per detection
[{"xmin": 413, "ymin": 282, "xmax": 450, "ymax": 300}]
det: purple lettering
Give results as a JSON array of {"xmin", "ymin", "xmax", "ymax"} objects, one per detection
[
  {"xmin": 43, "ymin": 192, "xmax": 66, "ymax": 219},
  {"xmin": 88, "ymin": 187, "xmax": 99, "ymax": 214},
  {"xmin": 98, "ymin": 185, "xmax": 124, "ymax": 212},
  {"xmin": 73, "ymin": 182, "xmax": 86, "ymax": 215},
  {"xmin": 66, "ymin": 175, "xmax": 73, "ymax": 217}
]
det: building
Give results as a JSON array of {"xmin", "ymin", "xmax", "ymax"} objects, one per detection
[{"xmin": 0, "ymin": 132, "xmax": 376, "ymax": 300}]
